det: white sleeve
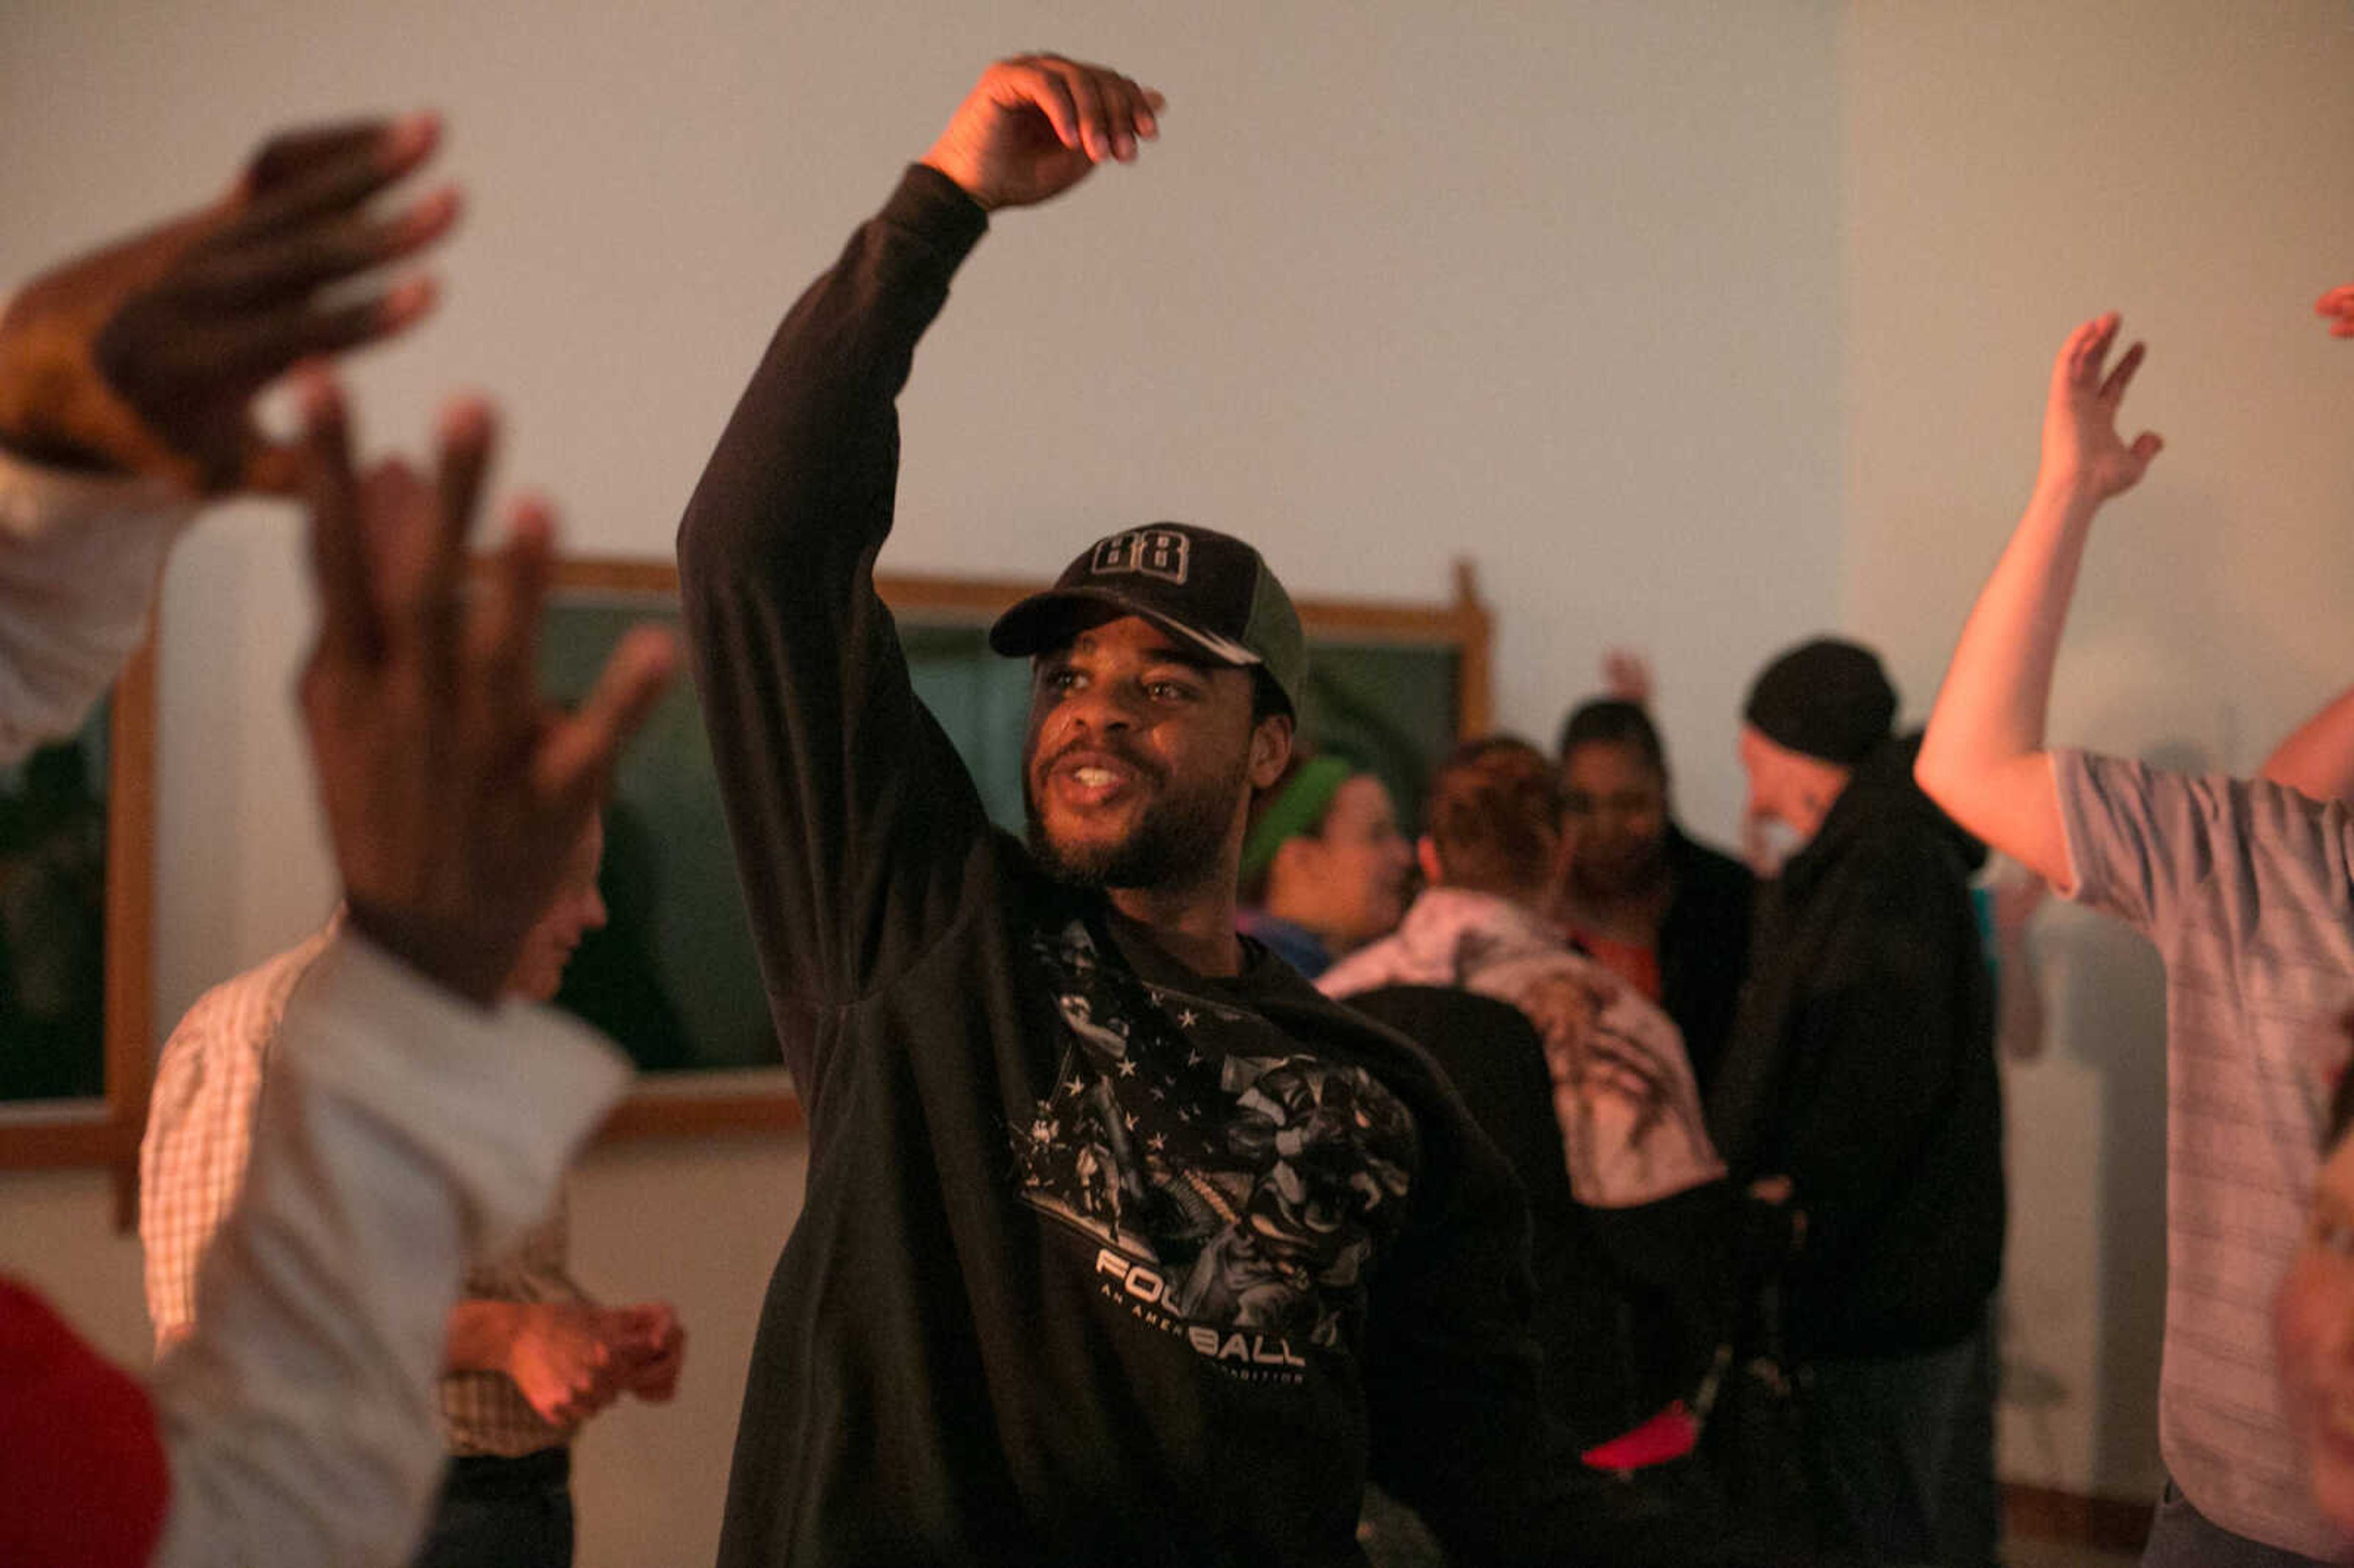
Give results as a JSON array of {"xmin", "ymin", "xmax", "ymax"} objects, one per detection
[
  {"xmin": 0, "ymin": 446, "xmax": 195, "ymax": 766},
  {"xmin": 145, "ymin": 931, "xmax": 630, "ymax": 1568}
]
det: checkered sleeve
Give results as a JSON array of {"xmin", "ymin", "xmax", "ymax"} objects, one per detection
[{"xmin": 140, "ymin": 928, "xmax": 338, "ymax": 1353}]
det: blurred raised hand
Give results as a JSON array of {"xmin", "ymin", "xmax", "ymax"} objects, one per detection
[
  {"xmin": 2320, "ymin": 284, "xmax": 2354, "ymax": 340},
  {"xmin": 295, "ymin": 375, "xmax": 676, "ymax": 1005},
  {"xmin": 0, "ymin": 116, "xmax": 458, "ymax": 495},
  {"xmin": 1599, "ymin": 649, "xmax": 1653, "ymax": 708}
]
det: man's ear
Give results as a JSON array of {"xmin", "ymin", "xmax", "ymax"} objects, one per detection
[
  {"xmin": 1249, "ymin": 712, "xmax": 1293, "ymax": 791},
  {"xmin": 1416, "ymin": 836, "xmax": 1444, "ymax": 887}
]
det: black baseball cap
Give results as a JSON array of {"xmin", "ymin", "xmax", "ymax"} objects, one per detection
[
  {"xmin": 989, "ymin": 523, "xmax": 1307, "ymax": 716},
  {"xmin": 1743, "ymin": 637, "xmax": 1897, "ymax": 766}
]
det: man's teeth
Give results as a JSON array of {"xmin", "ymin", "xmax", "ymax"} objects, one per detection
[{"xmin": 1075, "ymin": 767, "xmax": 1118, "ymax": 787}]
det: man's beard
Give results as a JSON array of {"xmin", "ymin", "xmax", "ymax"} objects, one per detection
[{"xmin": 1025, "ymin": 742, "xmax": 1249, "ymax": 891}]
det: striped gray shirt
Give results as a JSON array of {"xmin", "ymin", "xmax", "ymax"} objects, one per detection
[{"xmin": 2056, "ymin": 750, "xmax": 2354, "ymax": 1560}]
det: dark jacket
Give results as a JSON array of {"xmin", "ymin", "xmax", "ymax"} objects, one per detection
[
  {"xmin": 1344, "ymin": 984, "xmax": 1735, "ymax": 1452},
  {"xmin": 1658, "ymin": 826, "xmax": 1754, "ymax": 1096},
  {"xmin": 1705, "ymin": 733, "xmax": 2003, "ymax": 1358},
  {"xmin": 680, "ymin": 164, "xmax": 1587, "ymax": 1568}
]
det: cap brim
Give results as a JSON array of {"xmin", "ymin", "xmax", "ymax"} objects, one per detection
[{"xmin": 988, "ymin": 587, "xmax": 1263, "ymax": 670}]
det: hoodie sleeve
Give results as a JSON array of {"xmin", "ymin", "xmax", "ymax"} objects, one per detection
[{"xmin": 676, "ymin": 167, "xmax": 997, "ymax": 1086}]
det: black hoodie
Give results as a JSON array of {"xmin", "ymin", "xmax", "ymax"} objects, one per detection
[
  {"xmin": 679, "ymin": 166, "xmax": 1603, "ymax": 1568},
  {"xmin": 1705, "ymin": 733, "xmax": 2004, "ymax": 1358}
]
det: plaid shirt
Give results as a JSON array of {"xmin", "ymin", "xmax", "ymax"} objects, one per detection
[{"xmin": 141, "ymin": 917, "xmax": 585, "ymax": 1457}]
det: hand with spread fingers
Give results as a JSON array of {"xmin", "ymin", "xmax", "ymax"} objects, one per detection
[
  {"xmin": 2322, "ymin": 285, "xmax": 2354, "ymax": 340},
  {"xmin": 2038, "ymin": 312, "xmax": 2163, "ymax": 503},
  {"xmin": 0, "ymin": 115, "xmax": 459, "ymax": 495},
  {"xmin": 921, "ymin": 53, "xmax": 1165, "ymax": 212},
  {"xmin": 295, "ymin": 374, "xmax": 677, "ymax": 1007}
]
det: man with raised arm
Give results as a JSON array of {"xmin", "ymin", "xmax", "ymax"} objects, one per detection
[
  {"xmin": 680, "ymin": 53, "xmax": 1585, "ymax": 1568},
  {"xmin": 0, "ymin": 118, "xmax": 676, "ymax": 1568},
  {"xmin": 1916, "ymin": 289, "xmax": 2354, "ymax": 1566}
]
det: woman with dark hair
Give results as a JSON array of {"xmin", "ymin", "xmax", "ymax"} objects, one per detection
[{"xmin": 1550, "ymin": 691, "xmax": 1753, "ymax": 1091}]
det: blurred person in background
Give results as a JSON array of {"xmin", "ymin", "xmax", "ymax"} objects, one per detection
[
  {"xmin": 1322, "ymin": 734, "xmax": 1720, "ymax": 1212},
  {"xmin": 1235, "ymin": 751, "xmax": 1415, "ymax": 978},
  {"xmin": 1550, "ymin": 654, "xmax": 1753, "ymax": 1091},
  {"xmin": 142, "ymin": 812, "xmax": 686, "ymax": 1568},
  {"xmin": 1324, "ymin": 734, "xmax": 1726, "ymax": 1417},
  {"xmin": 1718, "ymin": 636, "xmax": 2003, "ymax": 1568}
]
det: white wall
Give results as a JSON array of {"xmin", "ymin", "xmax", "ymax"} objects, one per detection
[
  {"xmin": 0, "ymin": 5, "xmax": 1843, "ymax": 1564},
  {"xmin": 1842, "ymin": 0, "xmax": 2354, "ymax": 1501}
]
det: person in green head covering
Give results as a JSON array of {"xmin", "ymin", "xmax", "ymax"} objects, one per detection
[{"xmin": 1235, "ymin": 752, "xmax": 1414, "ymax": 978}]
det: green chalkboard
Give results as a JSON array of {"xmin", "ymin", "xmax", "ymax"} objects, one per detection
[{"xmin": 0, "ymin": 699, "xmax": 113, "ymax": 1105}]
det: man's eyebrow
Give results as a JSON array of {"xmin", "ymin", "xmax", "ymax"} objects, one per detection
[
  {"xmin": 1140, "ymin": 644, "xmax": 1221, "ymax": 674},
  {"xmin": 1034, "ymin": 638, "xmax": 1225, "ymax": 675}
]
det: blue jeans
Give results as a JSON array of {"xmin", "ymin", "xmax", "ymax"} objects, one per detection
[
  {"xmin": 411, "ymin": 1447, "xmax": 574, "ymax": 1568},
  {"xmin": 1805, "ymin": 1323, "xmax": 1998, "ymax": 1567},
  {"xmin": 2140, "ymin": 1476, "xmax": 2334, "ymax": 1568}
]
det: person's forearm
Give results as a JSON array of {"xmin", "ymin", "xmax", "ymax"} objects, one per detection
[
  {"xmin": 1916, "ymin": 474, "xmax": 2106, "ymax": 887},
  {"xmin": 1936, "ymin": 478, "xmax": 2100, "ymax": 761},
  {"xmin": 2260, "ymin": 683, "xmax": 2354, "ymax": 803},
  {"xmin": 674, "ymin": 167, "xmax": 994, "ymax": 1024},
  {"xmin": 441, "ymin": 1300, "xmax": 524, "ymax": 1375}
]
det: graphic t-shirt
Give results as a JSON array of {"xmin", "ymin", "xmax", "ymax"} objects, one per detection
[{"xmin": 1018, "ymin": 918, "xmax": 1417, "ymax": 1372}]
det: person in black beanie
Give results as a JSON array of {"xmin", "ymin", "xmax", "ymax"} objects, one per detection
[{"xmin": 1710, "ymin": 636, "xmax": 2006, "ymax": 1568}]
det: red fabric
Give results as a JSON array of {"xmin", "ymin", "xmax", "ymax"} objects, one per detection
[
  {"xmin": 0, "ymin": 1277, "xmax": 170, "ymax": 1567},
  {"xmin": 1567, "ymin": 928, "xmax": 1663, "ymax": 1003},
  {"xmin": 1578, "ymin": 1399, "xmax": 1697, "ymax": 1472}
]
